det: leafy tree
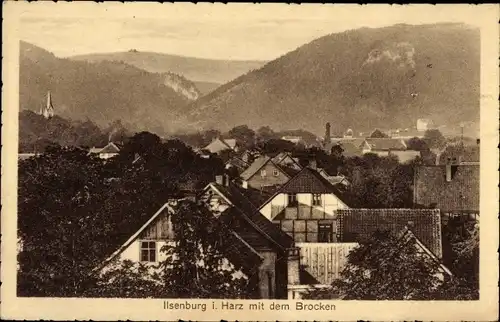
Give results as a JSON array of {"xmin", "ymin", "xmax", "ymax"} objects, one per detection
[
  {"xmin": 227, "ymin": 125, "xmax": 256, "ymax": 149},
  {"xmin": 158, "ymin": 200, "xmax": 252, "ymax": 298},
  {"xmin": 424, "ymin": 129, "xmax": 446, "ymax": 149},
  {"xmin": 303, "ymin": 230, "xmax": 446, "ymax": 300},
  {"xmin": 17, "ymin": 145, "xmax": 109, "ymax": 296},
  {"xmin": 370, "ymin": 129, "xmax": 389, "ymax": 138},
  {"xmin": 406, "ymin": 137, "xmax": 429, "ymax": 151},
  {"xmin": 256, "ymin": 126, "xmax": 277, "ymax": 142},
  {"xmin": 257, "ymin": 138, "xmax": 296, "ymax": 155}
]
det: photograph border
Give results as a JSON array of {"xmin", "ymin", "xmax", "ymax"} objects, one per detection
[{"xmin": 2, "ymin": 3, "xmax": 499, "ymax": 321}]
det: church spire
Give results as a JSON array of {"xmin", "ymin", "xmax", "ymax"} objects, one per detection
[{"xmin": 41, "ymin": 91, "xmax": 55, "ymax": 119}]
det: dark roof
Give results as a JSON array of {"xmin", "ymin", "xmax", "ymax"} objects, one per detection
[
  {"xmin": 337, "ymin": 208, "xmax": 443, "ymax": 258},
  {"xmin": 438, "ymin": 144, "xmax": 480, "ymax": 164},
  {"xmin": 324, "ymin": 140, "xmax": 364, "ymax": 157},
  {"xmin": 225, "ymin": 157, "xmax": 249, "ymax": 171},
  {"xmin": 414, "ymin": 165, "xmax": 479, "ymax": 212},
  {"xmin": 365, "ymin": 138, "xmax": 407, "ymax": 151},
  {"xmin": 211, "ymin": 182, "xmax": 294, "ymax": 250},
  {"xmin": 275, "ymin": 167, "xmax": 352, "ymax": 206}
]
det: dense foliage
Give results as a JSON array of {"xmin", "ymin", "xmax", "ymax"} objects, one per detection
[
  {"xmin": 303, "ymin": 229, "xmax": 478, "ymax": 300},
  {"xmin": 17, "ymin": 134, "xmax": 235, "ymax": 297}
]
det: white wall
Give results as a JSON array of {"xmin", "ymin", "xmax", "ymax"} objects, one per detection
[{"xmin": 260, "ymin": 193, "xmax": 348, "ymax": 220}]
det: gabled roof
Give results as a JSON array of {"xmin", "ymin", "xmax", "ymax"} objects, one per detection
[
  {"xmin": 399, "ymin": 228, "xmax": 452, "ymax": 276},
  {"xmin": 365, "ymin": 138, "xmax": 407, "ymax": 151},
  {"xmin": 203, "ymin": 137, "xmax": 236, "ymax": 154},
  {"xmin": 225, "ymin": 157, "xmax": 249, "ymax": 171},
  {"xmin": 413, "ymin": 165, "xmax": 479, "ymax": 212},
  {"xmin": 259, "ymin": 167, "xmax": 352, "ymax": 209},
  {"xmin": 240, "ymin": 156, "xmax": 289, "ymax": 181},
  {"xmin": 98, "ymin": 199, "xmax": 263, "ymax": 274},
  {"xmin": 337, "ymin": 208, "xmax": 443, "ymax": 258},
  {"xmin": 207, "ymin": 182, "xmax": 294, "ymax": 251},
  {"xmin": 99, "ymin": 142, "xmax": 121, "ymax": 154}
]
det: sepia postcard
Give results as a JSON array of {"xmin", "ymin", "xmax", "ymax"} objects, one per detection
[{"xmin": 1, "ymin": 2, "xmax": 499, "ymax": 321}]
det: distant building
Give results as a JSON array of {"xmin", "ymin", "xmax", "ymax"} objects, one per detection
[
  {"xmin": 240, "ymin": 156, "xmax": 291, "ymax": 191},
  {"xmin": 362, "ymin": 138, "xmax": 408, "ymax": 156},
  {"xmin": 39, "ymin": 91, "xmax": 55, "ymax": 119},
  {"xmin": 417, "ymin": 118, "xmax": 434, "ymax": 132},
  {"xmin": 203, "ymin": 137, "xmax": 238, "ymax": 154},
  {"xmin": 89, "ymin": 142, "xmax": 121, "ymax": 159},
  {"xmin": 280, "ymin": 136, "xmax": 303, "ymax": 144}
]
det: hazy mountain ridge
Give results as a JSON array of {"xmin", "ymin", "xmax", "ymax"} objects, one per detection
[
  {"xmin": 20, "ymin": 41, "xmax": 192, "ymax": 135},
  {"xmin": 187, "ymin": 23, "xmax": 480, "ymax": 135},
  {"xmin": 69, "ymin": 50, "xmax": 267, "ymax": 85}
]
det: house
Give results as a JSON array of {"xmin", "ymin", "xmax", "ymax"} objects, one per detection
[
  {"xmin": 89, "ymin": 142, "xmax": 121, "ymax": 159},
  {"xmin": 225, "ymin": 156, "xmax": 249, "ymax": 173},
  {"xmin": 363, "ymin": 138, "xmax": 408, "ymax": 156},
  {"xmin": 200, "ymin": 176, "xmax": 297, "ymax": 299},
  {"xmin": 240, "ymin": 156, "xmax": 291, "ymax": 191},
  {"xmin": 413, "ymin": 163, "xmax": 479, "ymax": 217},
  {"xmin": 203, "ymin": 137, "xmax": 238, "ymax": 154},
  {"xmin": 97, "ymin": 199, "xmax": 265, "ymax": 294},
  {"xmin": 280, "ymin": 136, "xmax": 303, "ymax": 144},
  {"xmin": 417, "ymin": 118, "xmax": 434, "ymax": 132},
  {"xmin": 317, "ymin": 168, "xmax": 350, "ymax": 188},
  {"xmin": 258, "ymin": 164, "xmax": 351, "ymax": 239},
  {"xmin": 323, "ymin": 139, "xmax": 366, "ymax": 157},
  {"xmin": 271, "ymin": 152, "xmax": 302, "ymax": 171}
]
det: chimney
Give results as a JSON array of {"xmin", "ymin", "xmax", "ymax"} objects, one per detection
[
  {"xmin": 445, "ymin": 164, "xmax": 452, "ymax": 182},
  {"xmin": 242, "ymin": 180, "xmax": 248, "ymax": 189},
  {"xmin": 324, "ymin": 123, "xmax": 331, "ymax": 145},
  {"xmin": 215, "ymin": 175, "xmax": 224, "ymax": 185},
  {"xmin": 286, "ymin": 248, "xmax": 300, "ymax": 286},
  {"xmin": 309, "ymin": 159, "xmax": 317, "ymax": 170}
]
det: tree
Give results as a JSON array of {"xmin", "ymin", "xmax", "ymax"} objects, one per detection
[
  {"xmin": 228, "ymin": 125, "xmax": 256, "ymax": 149},
  {"xmin": 424, "ymin": 129, "xmax": 446, "ymax": 149},
  {"xmin": 158, "ymin": 200, "xmax": 252, "ymax": 298},
  {"xmin": 256, "ymin": 126, "xmax": 276, "ymax": 142},
  {"xmin": 303, "ymin": 230, "xmax": 446, "ymax": 300},
  {"xmin": 406, "ymin": 137, "xmax": 429, "ymax": 151},
  {"xmin": 370, "ymin": 129, "xmax": 389, "ymax": 138}
]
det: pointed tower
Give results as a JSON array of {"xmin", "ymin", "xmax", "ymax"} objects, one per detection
[{"xmin": 44, "ymin": 91, "xmax": 55, "ymax": 119}]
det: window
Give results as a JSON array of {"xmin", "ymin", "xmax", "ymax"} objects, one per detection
[
  {"xmin": 318, "ymin": 224, "xmax": 333, "ymax": 243},
  {"xmin": 312, "ymin": 194, "xmax": 322, "ymax": 206},
  {"xmin": 287, "ymin": 194, "xmax": 297, "ymax": 207},
  {"xmin": 260, "ymin": 169, "xmax": 267, "ymax": 177},
  {"xmin": 273, "ymin": 170, "xmax": 280, "ymax": 177},
  {"xmin": 140, "ymin": 241, "xmax": 157, "ymax": 262}
]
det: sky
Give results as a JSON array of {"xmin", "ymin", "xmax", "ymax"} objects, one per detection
[{"xmin": 17, "ymin": 3, "xmax": 488, "ymax": 61}]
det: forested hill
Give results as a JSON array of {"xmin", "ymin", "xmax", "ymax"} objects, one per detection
[
  {"xmin": 20, "ymin": 41, "xmax": 192, "ymax": 135},
  {"xmin": 187, "ymin": 23, "xmax": 480, "ymax": 135}
]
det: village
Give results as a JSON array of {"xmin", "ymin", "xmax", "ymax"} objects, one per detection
[{"xmin": 17, "ymin": 94, "xmax": 480, "ymax": 300}]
